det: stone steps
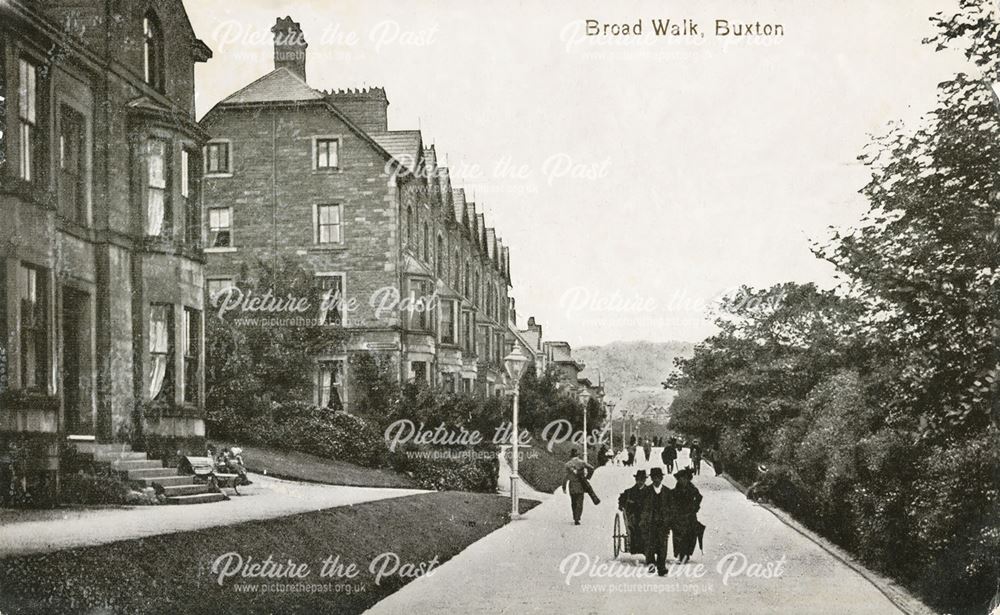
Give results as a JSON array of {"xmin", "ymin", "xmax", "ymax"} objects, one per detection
[
  {"xmin": 112, "ymin": 459, "xmax": 164, "ymax": 471},
  {"xmin": 161, "ymin": 483, "xmax": 213, "ymax": 497},
  {"xmin": 126, "ymin": 467, "xmax": 178, "ymax": 480},
  {"xmin": 164, "ymin": 492, "xmax": 228, "ymax": 505},
  {"xmin": 136, "ymin": 475, "xmax": 195, "ymax": 488},
  {"xmin": 69, "ymin": 441, "xmax": 232, "ymax": 505},
  {"xmin": 96, "ymin": 452, "xmax": 148, "ymax": 462}
]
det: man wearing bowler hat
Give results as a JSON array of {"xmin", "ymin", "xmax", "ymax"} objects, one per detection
[
  {"xmin": 563, "ymin": 448, "xmax": 599, "ymax": 525},
  {"xmin": 618, "ymin": 469, "xmax": 648, "ymax": 555},
  {"xmin": 640, "ymin": 467, "xmax": 674, "ymax": 575}
]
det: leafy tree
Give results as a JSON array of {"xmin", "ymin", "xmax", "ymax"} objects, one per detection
[
  {"xmin": 204, "ymin": 256, "xmax": 344, "ymax": 435},
  {"xmin": 666, "ymin": 4, "xmax": 1000, "ymax": 609},
  {"xmin": 815, "ymin": 0, "xmax": 999, "ymax": 435}
]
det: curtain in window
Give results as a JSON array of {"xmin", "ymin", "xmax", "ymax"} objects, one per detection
[
  {"xmin": 146, "ymin": 140, "xmax": 166, "ymax": 236},
  {"xmin": 318, "ymin": 362, "xmax": 342, "ymax": 409},
  {"xmin": 149, "ymin": 306, "xmax": 168, "ymax": 399}
]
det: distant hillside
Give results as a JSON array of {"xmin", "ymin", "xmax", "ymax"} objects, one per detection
[{"xmin": 574, "ymin": 341, "xmax": 695, "ymax": 420}]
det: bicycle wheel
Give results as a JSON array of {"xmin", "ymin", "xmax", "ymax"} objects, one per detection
[{"xmin": 613, "ymin": 513, "xmax": 623, "ymax": 558}]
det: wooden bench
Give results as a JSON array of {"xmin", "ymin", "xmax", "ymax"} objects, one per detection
[{"xmin": 178, "ymin": 456, "xmax": 243, "ymax": 495}]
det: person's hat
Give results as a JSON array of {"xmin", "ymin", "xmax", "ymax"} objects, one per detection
[
  {"xmin": 675, "ymin": 467, "xmax": 694, "ymax": 480},
  {"xmin": 649, "ymin": 467, "xmax": 664, "ymax": 478},
  {"xmin": 634, "ymin": 470, "xmax": 647, "ymax": 480}
]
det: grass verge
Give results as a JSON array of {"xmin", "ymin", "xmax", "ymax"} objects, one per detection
[
  {"xmin": 218, "ymin": 443, "xmax": 418, "ymax": 488},
  {"xmin": 0, "ymin": 492, "xmax": 540, "ymax": 614},
  {"xmin": 513, "ymin": 433, "xmax": 603, "ymax": 493}
]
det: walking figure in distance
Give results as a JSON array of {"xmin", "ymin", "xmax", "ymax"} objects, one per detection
[{"xmin": 562, "ymin": 448, "xmax": 598, "ymax": 525}]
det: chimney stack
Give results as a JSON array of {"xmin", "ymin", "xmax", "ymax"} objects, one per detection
[{"xmin": 272, "ymin": 16, "xmax": 308, "ymax": 81}]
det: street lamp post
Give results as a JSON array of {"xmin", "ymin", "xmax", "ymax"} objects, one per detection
[
  {"xmin": 606, "ymin": 402, "xmax": 612, "ymax": 452},
  {"xmin": 503, "ymin": 346, "xmax": 530, "ymax": 520}
]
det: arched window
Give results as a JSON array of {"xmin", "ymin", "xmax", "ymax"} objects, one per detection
[
  {"xmin": 422, "ymin": 222, "xmax": 429, "ymax": 262},
  {"xmin": 406, "ymin": 206, "xmax": 413, "ymax": 246},
  {"xmin": 453, "ymin": 250, "xmax": 460, "ymax": 289},
  {"xmin": 143, "ymin": 12, "xmax": 165, "ymax": 92},
  {"xmin": 464, "ymin": 261, "xmax": 471, "ymax": 297}
]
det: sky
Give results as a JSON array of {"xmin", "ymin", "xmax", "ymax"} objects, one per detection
[{"xmin": 185, "ymin": 1, "xmax": 968, "ymax": 346}]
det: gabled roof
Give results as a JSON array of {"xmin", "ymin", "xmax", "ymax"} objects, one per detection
[
  {"xmin": 466, "ymin": 203, "xmax": 477, "ymax": 236},
  {"xmin": 219, "ymin": 67, "xmax": 324, "ymax": 105},
  {"xmin": 403, "ymin": 253, "xmax": 434, "ymax": 277},
  {"xmin": 370, "ymin": 130, "xmax": 423, "ymax": 174},
  {"xmin": 423, "ymin": 146, "xmax": 437, "ymax": 173},
  {"xmin": 486, "ymin": 228, "xmax": 497, "ymax": 260},
  {"xmin": 475, "ymin": 213, "xmax": 486, "ymax": 250},
  {"xmin": 452, "ymin": 188, "xmax": 466, "ymax": 226}
]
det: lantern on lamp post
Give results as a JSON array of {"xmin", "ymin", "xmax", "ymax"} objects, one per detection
[{"xmin": 503, "ymin": 345, "xmax": 530, "ymax": 519}]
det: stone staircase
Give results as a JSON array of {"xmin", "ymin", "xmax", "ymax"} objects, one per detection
[{"xmin": 75, "ymin": 443, "xmax": 227, "ymax": 505}]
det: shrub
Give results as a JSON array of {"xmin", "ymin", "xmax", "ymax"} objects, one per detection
[
  {"xmin": 59, "ymin": 472, "xmax": 131, "ymax": 506},
  {"xmin": 390, "ymin": 444, "xmax": 499, "ymax": 493},
  {"xmin": 221, "ymin": 402, "xmax": 389, "ymax": 468}
]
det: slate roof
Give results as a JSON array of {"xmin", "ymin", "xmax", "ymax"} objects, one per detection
[
  {"xmin": 218, "ymin": 67, "xmax": 324, "ymax": 105},
  {"xmin": 370, "ymin": 131, "xmax": 423, "ymax": 174}
]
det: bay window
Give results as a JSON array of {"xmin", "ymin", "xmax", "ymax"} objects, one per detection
[
  {"xmin": 59, "ymin": 104, "xmax": 87, "ymax": 223},
  {"xmin": 149, "ymin": 304, "xmax": 173, "ymax": 402},
  {"xmin": 145, "ymin": 138, "xmax": 167, "ymax": 237},
  {"xmin": 182, "ymin": 308, "xmax": 199, "ymax": 404},
  {"xmin": 440, "ymin": 299, "xmax": 456, "ymax": 345},
  {"xmin": 17, "ymin": 58, "xmax": 37, "ymax": 182},
  {"xmin": 18, "ymin": 264, "xmax": 47, "ymax": 391}
]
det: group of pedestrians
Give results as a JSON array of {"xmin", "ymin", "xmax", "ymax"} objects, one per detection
[
  {"xmin": 618, "ymin": 464, "xmax": 704, "ymax": 576},
  {"xmin": 561, "ymin": 437, "xmax": 706, "ymax": 575}
]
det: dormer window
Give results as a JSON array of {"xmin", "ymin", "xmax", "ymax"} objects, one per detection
[{"xmin": 143, "ymin": 13, "xmax": 165, "ymax": 92}]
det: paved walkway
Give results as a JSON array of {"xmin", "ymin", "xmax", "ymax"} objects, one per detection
[
  {"xmin": 497, "ymin": 446, "xmax": 552, "ymax": 502},
  {"xmin": 0, "ymin": 474, "xmax": 425, "ymax": 557},
  {"xmin": 365, "ymin": 447, "xmax": 904, "ymax": 615}
]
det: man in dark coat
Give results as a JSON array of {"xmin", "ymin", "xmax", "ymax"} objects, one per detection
[
  {"xmin": 640, "ymin": 467, "xmax": 673, "ymax": 576},
  {"xmin": 661, "ymin": 440, "xmax": 678, "ymax": 473},
  {"xmin": 618, "ymin": 469, "xmax": 647, "ymax": 555},
  {"xmin": 690, "ymin": 441, "xmax": 703, "ymax": 475},
  {"xmin": 672, "ymin": 467, "xmax": 703, "ymax": 563},
  {"xmin": 562, "ymin": 448, "xmax": 598, "ymax": 525}
]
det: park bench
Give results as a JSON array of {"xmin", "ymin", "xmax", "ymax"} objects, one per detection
[{"xmin": 178, "ymin": 456, "xmax": 243, "ymax": 495}]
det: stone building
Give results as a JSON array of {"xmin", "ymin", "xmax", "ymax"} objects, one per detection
[
  {"xmin": 199, "ymin": 17, "xmax": 514, "ymax": 409},
  {"xmin": 0, "ymin": 0, "xmax": 212, "ymax": 497}
]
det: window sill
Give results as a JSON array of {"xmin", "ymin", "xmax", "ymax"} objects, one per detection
[
  {"xmin": 308, "ymin": 244, "xmax": 347, "ymax": 252},
  {"xmin": 312, "ymin": 168, "xmax": 341, "ymax": 174},
  {"xmin": 204, "ymin": 247, "xmax": 238, "ymax": 253},
  {"xmin": 203, "ymin": 173, "xmax": 234, "ymax": 179}
]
